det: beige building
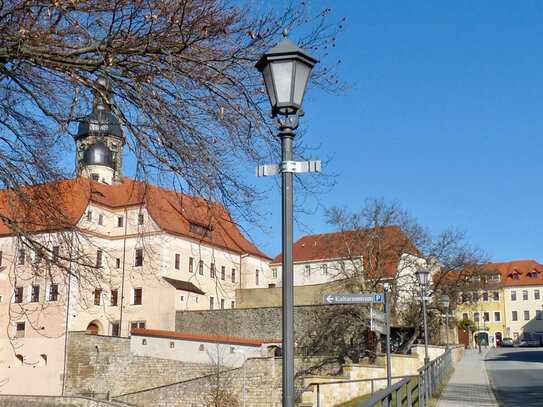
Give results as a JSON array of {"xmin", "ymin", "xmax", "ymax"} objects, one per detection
[
  {"xmin": 269, "ymin": 228, "xmax": 428, "ymax": 310},
  {"xmin": 0, "ymin": 90, "xmax": 271, "ymax": 395}
]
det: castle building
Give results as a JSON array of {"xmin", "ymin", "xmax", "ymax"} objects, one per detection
[{"xmin": 0, "ymin": 85, "xmax": 272, "ymax": 395}]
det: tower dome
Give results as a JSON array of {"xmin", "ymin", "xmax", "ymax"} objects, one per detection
[
  {"xmin": 83, "ymin": 139, "xmax": 113, "ymax": 168},
  {"xmin": 76, "ymin": 79, "xmax": 123, "ymax": 141},
  {"xmin": 75, "ymin": 78, "xmax": 124, "ymax": 185}
]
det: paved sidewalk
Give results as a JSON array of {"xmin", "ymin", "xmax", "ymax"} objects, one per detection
[{"xmin": 437, "ymin": 347, "xmax": 499, "ymax": 407}]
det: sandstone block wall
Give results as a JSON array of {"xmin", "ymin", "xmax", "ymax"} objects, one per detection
[
  {"xmin": 65, "ymin": 332, "xmax": 212, "ymax": 397},
  {"xmin": 0, "ymin": 395, "xmax": 130, "ymax": 407}
]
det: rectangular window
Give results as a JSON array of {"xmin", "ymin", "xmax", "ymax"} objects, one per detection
[
  {"xmin": 174, "ymin": 254, "xmax": 181, "ymax": 270},
  {"xmin": 189, "ymin": 257, "xmax": 194, "ymax": 273},
  {"xmin": 462, "ymin": 312, "xmax": 469, "ymax": 321},
  {"xmin": 16, "ymin": 249, "xmax": 25, "ymax": 266},
  {"xmin": 321, "ymin": 264, "xmax": 328, "ymax": 275},
  {"xmin": 15, "ymin": 321, "xmax": 25, "ymax": 338},
  {"xmin": 180, "ymin": 295, "xmax": 185, "ymax": 302},
  {"xmin": 522, "ymin": 290, "xmax": 529, "ymax": 300},
  {"xmin": 49, "ymin": 283, "xmax": 59, "ymax": 301},
  {"xmin": 98, "ymin": 214, "xmax": 104, "ymax": 226},
  {"xmin": 87, "ymin": 210, "xmax": 93, "ymax": 222},
  {"xmin": 133, "ymin": 288, "xmax": 142, "ymax": 305},
  {"xmin": 473, "ymin": 312, "xmax": 480, "ymax": 322},
  {"xmin": 482, "ymin": 292, "xmax": 489, "ymax": 302},
  {"xmin": 210, "ymin": 263, "xmax": 215, "ymax": 278},
  {"xmin": 304, "ymin": 265, "xmax": 310, "ymax": 276},
  {"xmin": 110, "ymin": 290, "xmax": 118, "ymax": 306},
  {"xmin": 210, "ymin": 296, "xmax": 214, "ymax": 310},
  {"xmin": 493, "ymin": 291, "xmax": 500, "ymax": 301},
  {"xmin": 130, "ymin": 321, "xmax": 146, "ymax": 333},
  {"xmin": 199, "ymin": 260, "xmax": 204, "ymax": 275},
  {"xmin": 14, "ymin": 287, "xmax": 23, "ymax": 303},
  {"xmin": 220, "ymin": 298, "xmax": 225, "ymax": 309},
  {"xmin": 115, "ymin": 258, "xmax": 121, "ymax": 268},
  {"xmin": 524, "ymin": 310, "xmax": 530, "ymax": 320},
  {"xmin": 117, "ymin": 216, "xmax": 124, "ymax": 227},
  {"xmin": 96, "ymin": 250, "xmax": 103, "ymax": 268},
  {"xmin": 221, "ymin": 266, "xmax": 226, "ymax": 281},
  {"xmin": 111, "ymin": 322, "xmax": 120, "ymax": 337},
  {"xmin": 461, "ymin": 293, "xmax": 469, "ymax": 303},
  {"xmin": 93, "ymin": 289, "xmax": 102, "ymax": 306},
  {"xmin": 513, "ymin": 273, "xmax": 520, "ymax": 280},
  {"xmin": 231, "ymin": 300, "xmax": 236, "ymax": 309},
  {"xmin": 272, "ymin": 268, "xmax": 277, "ymax": 278},
  {"xmin": 535, "ymin": 290, "xmax": 540, "ymax": 300},
  {"xmin": 512, "ymin": 311, "xmax": 518, "ymax": 321},
  {"xmin": 511, "ymin": 291, "xmax": 517, "ymax": 301},
  {"xmin": 0, "ymin": 250, "xmax": 3, "ymax": 265},
  {"xmin": 255, "ymin": 269, "xmax": 259, "ymax": 285},
  {"xmin": 30, "ymin": 285, "xmax": 40, "ymax": 303},
  {"xmin": 483, "ymin": 311, "xmax": 490, "ymax": 322},
  {"xmin": 537, "ymin": 310, "xmax": 542, "ymax": 320},
  {"xmin": 138, "ymin": 213, "xmax": 144, "ymax": 225},
  {"xmin": 231, "ymin": 268, "xmax": 236, "ymax": 283},
  {"xmin": 34, "ymin": 250, "xmax": 43, "ymax": 264},
  {"xmin": 134, "ymin": 248, "xmax": 143, "ymax": 267},
  {"xmin": 52, "ymin": 246, "xmax": 60, "ymax": 262},
  {"xmin": 494, "ymin": 312, "xmax": 501, "ymax": 322}
]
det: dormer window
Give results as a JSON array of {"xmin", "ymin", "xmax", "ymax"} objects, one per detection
[
  {"xmin": 513, "ymin": 273, "xmax": 520, "ymax": 280},
  {"xmin": 91, "ymin": 173, "xmax": 99, "ymax": 181},
  {"xmin": 531, "ymin": 272, "xmax": 538, "ymax": 279},
  {"xmin": 189, "ymin": 222, "xmax": 211, "ymax": 237}
]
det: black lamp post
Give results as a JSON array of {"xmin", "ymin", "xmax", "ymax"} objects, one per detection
[
  {"xmin": 442, "ymin": 294, "xmax": 450, "ymax": 351},
  {"xmin": 256, "ymin": 30, "xmax": 318, "ymax": 406},
  {"xmin": 416, "ymin": 266, "xmax": 430, "ymax": 365}
]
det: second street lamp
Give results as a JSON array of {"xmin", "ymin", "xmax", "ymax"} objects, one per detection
[
  {"xmin": 416, "ymin": 267, "xmax": 430, "ymax": 365},
  {"xmin": 442, "ymin": 294, "xmax": 450, "ymax": 350},
  {"xmin": 255, "ymin": 29, "xmax": 318, "ymax": 407}
]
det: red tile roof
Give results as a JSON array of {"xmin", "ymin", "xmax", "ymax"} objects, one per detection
[
  {"xmin": 271, "ymin": 226, "xmax": 423, "ymax": 278},
  {"xmin": 0, "ymin": 177, "xmax": 269, "ymax": 259},
  {"xmin": 479, "ymin": 260, "xmax": 543, "ymax": 287},
  {"xmin": 130, "ymin": 328, "xmax": 281, "ymax": 345}
]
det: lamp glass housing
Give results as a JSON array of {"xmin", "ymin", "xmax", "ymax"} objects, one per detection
[
  {"xmin": 416, "ymin": 267, "xmax": 430, "ymax": 286},
  {"xmin": 442, "ymin": 294, "xmax": 450, "ymax": 308},
  {"xmin": 256, "ymin": 37, "xmax": 318, "ymax": 116}
]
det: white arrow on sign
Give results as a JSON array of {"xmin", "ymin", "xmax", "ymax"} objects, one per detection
[
  {"xmin": 371, "ymin": 320, "xmax": 388, "ymax": 335},
  {"xmin": 371, "ymin": 308, "xmax": 387, "ymax": 323}
]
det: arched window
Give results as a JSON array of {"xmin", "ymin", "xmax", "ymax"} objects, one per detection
[{"xmin": 40, "ymin": 354, "xmax": 47, "ymax": 367}]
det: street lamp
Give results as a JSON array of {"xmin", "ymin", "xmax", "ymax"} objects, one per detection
[
  {"xmin": 256, "ymin": 30, "xmax": 318, "ymax": 407},
  {"xmin": 416, "ymin": 267, "xmax": 430, "ymax": 365},
  {"xmin": 233, "ymin": 348, "xmax": 247, "ymax": 407},
  {"xmin": 442, "ymin": 294, "xmax": 450, "ymax": 351}
]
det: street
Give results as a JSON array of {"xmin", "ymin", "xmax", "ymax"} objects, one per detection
[{"xmin": 486, "ymin": 347, "xmax": 543, "ymax": 407}]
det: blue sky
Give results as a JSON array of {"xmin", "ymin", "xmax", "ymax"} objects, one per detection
[{"xmin": 247, "ymin": 1, "xmax": 543, "ymax": 262}]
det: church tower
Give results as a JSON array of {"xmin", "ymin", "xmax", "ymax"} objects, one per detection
[{"xmin": 75, "ymin": 79, "xmax": 125, "ymax": 185}]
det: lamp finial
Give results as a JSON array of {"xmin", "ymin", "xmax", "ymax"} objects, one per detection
[{"xmin": 282, "ymin": 28, "xmax": 289, "ymax": 38}]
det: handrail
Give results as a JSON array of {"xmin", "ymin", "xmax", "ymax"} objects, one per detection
[
  {"xmin": 294, "ymin": 375, "xmax": 416, "ymax": 402},
  {"xmin": 296, "ymin": 349, "xmax": 453, "ymax": 407}
]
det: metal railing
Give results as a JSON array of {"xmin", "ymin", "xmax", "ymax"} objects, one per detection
[
  {"xmin": 360, "ymin": 349, "xmax": 452, "ymax": 407},
  {"xmin": 295, "ymin": 349, "xmax": 453, "ymax": 407},
  {"xmin": 296, "ymin": 375, "xmax": 417, "ymax": 407}
]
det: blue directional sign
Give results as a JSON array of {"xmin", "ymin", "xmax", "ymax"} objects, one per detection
[{"xmin": 323, "ymin": 293, "xmax": 384, "ymax": 305}]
